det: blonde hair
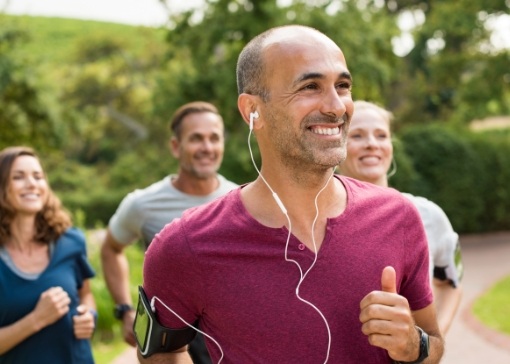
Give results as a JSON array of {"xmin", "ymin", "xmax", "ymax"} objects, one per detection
[{"xmin": 353, "ymin": 100, "xmax": 394, "ymax": 127}]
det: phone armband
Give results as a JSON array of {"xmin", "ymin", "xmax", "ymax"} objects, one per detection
[{"xmin": 133, "ymin": 286, "xmax": 198, "ymax": 358}]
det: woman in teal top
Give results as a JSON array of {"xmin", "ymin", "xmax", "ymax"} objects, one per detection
[{"xmin": 0, "ymin": 146, "xmax": 96, "ymax": 363}]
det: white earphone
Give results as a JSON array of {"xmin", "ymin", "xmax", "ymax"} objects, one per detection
[{"xmin": 249, "ymin": 111, "xmax": 259, "ymax": 130}]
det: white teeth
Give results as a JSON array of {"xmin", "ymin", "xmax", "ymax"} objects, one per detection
[
  {"xmin": 312, "ymin": 127, "xmax": 340, "ymax": 135},
  {"xmin": 22, "ymin": 193, "xmax": 39, "ymax": 199},
  {"xmin": 361, "ymin": 156, "xmax": 380, "ymax": 164}
]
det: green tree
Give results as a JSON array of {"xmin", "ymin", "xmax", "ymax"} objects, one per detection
[
  {"xmin": 60, "ymin": 31, "xmax": 166, "ymax": 164},
  {"xmin": 0, "ymin": 21, "xmax": 64, "ymax": 151},
  {"xmin": 400, "ymin": 124, "xmax": 485, "ymax": 232},
  {"xmin": 384, "ymin": 0, "xmax": 510, "ymax": 125}
]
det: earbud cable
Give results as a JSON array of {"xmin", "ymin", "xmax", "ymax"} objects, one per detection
[
  {"xmin": 248, "ymin": 127, "xmax": 334, "ymax": 363},
  {"xmin": 149, "ymin": 128, "xmax": 335, "ymax": 364},
  {"xmin": 151, "ymin": 296, "xmax": 224, "ymax": 363}
]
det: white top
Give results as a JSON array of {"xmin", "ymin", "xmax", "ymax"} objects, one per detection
[
  {"xmin": 403, "ymin": 193, "xmax": 463, "ymax": 287},
  {"xmin": 109, "ymin": 175, "xmax": 238, "ymax": 248}
]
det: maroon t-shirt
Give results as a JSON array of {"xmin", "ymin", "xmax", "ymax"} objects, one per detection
[{"xmin": 144, "ymin": 176, "xmax": 432, "ymax": 363}]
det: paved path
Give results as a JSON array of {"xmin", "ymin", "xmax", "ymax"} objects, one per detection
[
  {"xmin": 441, "ymin": 231, "xmax": 510, "ymax": 363},
  {"xmin": 111, "ymin": 232, "xmax": 510, "ymax": 364}
]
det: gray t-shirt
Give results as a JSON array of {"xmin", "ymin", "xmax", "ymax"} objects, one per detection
[
  {"xmin": 109, "ymin": 174, "xmax": 238, "ymax": 249},
  {"xmin": 403, "ymin": 193, "xmax": 462, "ymax": 287}
]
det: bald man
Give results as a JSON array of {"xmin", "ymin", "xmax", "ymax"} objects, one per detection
[{"xmin": 138, "ymin": 25, "xmax": 443, "ymax": 364}]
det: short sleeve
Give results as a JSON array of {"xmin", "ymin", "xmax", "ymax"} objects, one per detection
[
  {"xmin": 108, "ymin": 192, "xmax": 143, "ymax": 245},
  {"xmin": 67, "ymin": 228, "xmax": 95, "ymax": 288},
  {"xmin": 401, "ymin": 202, "xmax": 434, "ymax": 311},
  {"xmin": 143, "ymin": 219, "xmax": 203, "ymax": 329},
  {"xmin": 426, "ymin": 201, "xmax": 463, "ymax": 287}
]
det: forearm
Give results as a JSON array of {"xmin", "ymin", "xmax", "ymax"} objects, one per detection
[
  {"xmin": 423, "ymin": 334, "xmax": 444, "ymax": 364},
  {"xmin": 0, "ymin": 312, "xmax": 42, "ymax": 354},
  {"xmin": 79, "ymin": 280, "xmax": 96, "ymax": 310},
  {"xmin": 101, "ymin": 241, "xmax": 132, "ymax": 305},
  {"xmin": 433, "ymin": 282, "xmax": 463, "ymax": 335},
  {"xmin": 413, "ymin": 305, "xmax": 444, "ymax": 364}
]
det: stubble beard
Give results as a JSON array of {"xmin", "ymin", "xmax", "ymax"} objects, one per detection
[
  {"xmin": 269, "ymin": 111, "xmax": 349, "ymax": 171},
  {"xmin": 182, "ymin": 157, "xmax": 221, "ymax": 180}
]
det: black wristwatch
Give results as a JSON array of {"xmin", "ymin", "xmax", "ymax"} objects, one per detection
[
  {"xmin": 114, "ymin": 303, "xmax": 134, "ymax": 320},
  {"xmin": 395, "ymin": 326, "xmax": 430, "ymax": 364}
]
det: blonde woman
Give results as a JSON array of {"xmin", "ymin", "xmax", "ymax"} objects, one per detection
[{"xmin": 339, "ymin": 101, "xmax": 463, "ymax": 334}]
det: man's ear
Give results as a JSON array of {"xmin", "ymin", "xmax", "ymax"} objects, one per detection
[
  {"xmin": 169, "ymin": 137, "xmax": 180, "ymax": 158},
  {"xmin": 238, "ymin": 93, "xmax": 262, "ymax": 130}
]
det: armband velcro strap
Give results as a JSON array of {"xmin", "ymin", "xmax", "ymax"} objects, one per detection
[
  {"xmin": 154, "ymin": 320, "xmax": 198, "ymax": 353},
  {"xmin": 134, "ymin": 286, "xmax": 198, "ymax": 358}
]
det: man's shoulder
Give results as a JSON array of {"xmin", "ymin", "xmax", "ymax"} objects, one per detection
[
  {"xmin": 130, "ymin": 176, "xmax": 171, "ymax": 197},
  {"xmin": 181, "ymin": 188, "xmax": 239, "ymax": 222},
  {"xmin": 120, "ymin": 177, "xmax": 174, "ymax": 206},
  {"xmin": 340, "ymin": 175, "xmax": 404, "ymax": 200},
  {"xmin": 339, "ymin": 176, "xmax": 419, "ymax": 223},
  {"xmin": 157, "ymin": 189, "xmax": 240, "ymax": 246},
  {"xmin": 216, "ymin": 174, "xmax": 239, "ymax": 191}
]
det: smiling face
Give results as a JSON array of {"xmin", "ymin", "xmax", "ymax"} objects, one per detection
[
  {"xmin": 7, "ymin": 155, "xmax": 49, "ymax": 216},
  {"xmin": 341, "ymin": 106, "xmax": 393, "ymax": 186},
  {"xmin": 171, "ymin": 111, "xmax": 225, "ymax": 180},
  {"xmin": 257, "ymin": 27, "xmax": 354, "ymax": 171}
]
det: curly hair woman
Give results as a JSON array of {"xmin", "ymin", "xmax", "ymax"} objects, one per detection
[{"xmin": 0, "ymin": 146, "xmax": 96, "ymax": 363}]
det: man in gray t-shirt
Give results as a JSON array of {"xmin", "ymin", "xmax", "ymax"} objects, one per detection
[{"xmin": 100, "ymin": 101, "xmax": 237, "ymax": 364}]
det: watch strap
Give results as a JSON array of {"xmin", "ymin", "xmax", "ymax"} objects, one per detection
[
  {"xmin": 114, "ymin": 303, "xmax": 134, "ymax": 320},
  {"xmin": 394, "ymin": 326, "xmax": 430, "ymax": 364}
]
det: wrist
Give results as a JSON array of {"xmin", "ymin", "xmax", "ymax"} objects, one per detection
[
  {"xmin": 114, "ymin": 303, "xmax": 134, "ymax": 320},
  {"xmin": 28, "ymin": 311, "xmax": 44, "ymax": 333},
  {"xmin": 89, "ymin": 308, "xmax": 98, "ymax": 326},
  {"xmin": 395, "ymin": 326, "xmax": 430, "ymax": 364}
]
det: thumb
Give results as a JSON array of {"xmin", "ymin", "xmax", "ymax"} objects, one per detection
[
  {"xmin": 76, "ymin": 304, "xmax": 87, "ymax": 315},
  {"xmin": 381, "ymin": 266, "xmax": 397, "ymax": 293}
]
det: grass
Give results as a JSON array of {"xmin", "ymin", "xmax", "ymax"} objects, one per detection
[
  {"xmin": 1, "ymin": 14, "xmax": 166, "ymax": 66},
  {"xmin": 472, "ymin": 275, "xmax": 510, "ymax": 335},
  {"xmin": 85, "ymin": 229, "xmax": 145, "ymax": 363},
  {"xmin": 91, "ymin": 327, "xmax": 131, "ymax": 364}
]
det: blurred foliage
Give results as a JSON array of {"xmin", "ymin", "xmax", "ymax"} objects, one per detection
[
  {"xmin": 3, "ymin": 15, "xmax": 167, "ymax": 66},
  {"xmin": 399, "ymin": 124, "xmax": 510, "ymax": 233},
  {"xmin": 467, "ymin": 129, "xmax": 510, "ymax": 231},
  {"xmin": 84, "ymin": 230, "xmax": 145, "ymax": 360},
  {"xmin": 1, "ymin": 0, "xmax": 510, "ymax": 233},
  {"xmin": 383, "ymin": 0, "xmax": 510, "ymax": 125},
  {"xmin": 387, "ymin": 136, "xmax": 420, "ymax": 192},
  {"xmin": 0, "ymin": 20, "xmax": 65, "ymax": 152}
]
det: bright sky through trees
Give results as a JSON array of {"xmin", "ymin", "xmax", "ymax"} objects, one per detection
[{"xmin": 1, "ymin": 0, "xmax": 509, "ymax": 53}]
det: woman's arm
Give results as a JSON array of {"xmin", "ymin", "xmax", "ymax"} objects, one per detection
[
  {"xmin": 0, "ymin": 286, "xmax": 70, "ymax": 354},
  {"xmin": 433, "ymin": 279, "xmax": 463, "ymax": 334}
]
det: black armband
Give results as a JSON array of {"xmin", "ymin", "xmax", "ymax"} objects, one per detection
[{"xmin": 133, "ymin": 286, "xmax": 198, "ymax": 358}]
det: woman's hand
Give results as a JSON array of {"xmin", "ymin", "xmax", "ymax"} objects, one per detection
[
  {"xmin": 32, "ymin": 286, "xmax": 71, "ymax": 330},
  {"xmin": 73, "ymin": 305, "xmax": 96, "ymax": 339}
]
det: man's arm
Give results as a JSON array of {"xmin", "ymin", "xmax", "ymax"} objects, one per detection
[
  {"xmin": 137, "ymin": 346, "xmax": 193, "ymax": 364},
  {"xmin": 360, "ymin": 266, "xmax": 444, "ymax": 363},
  {"xmin": 412, "ymin": 304, "xmax": 444, "ymax": 363},
  {"xmin": 100, "ymin": 229, "xmax": 136, "ymax": 346}
]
